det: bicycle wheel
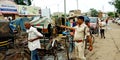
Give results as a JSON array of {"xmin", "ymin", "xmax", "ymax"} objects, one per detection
[{"xmin": 53, "ymin": 40, "xmax": 58, "ymax": 60}]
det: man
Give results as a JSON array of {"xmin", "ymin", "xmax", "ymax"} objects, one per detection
[
  {"xmin": 47, "ymin": 23, "xmax": 52, "ymax": 38},
  {"xmin": 24, "ymin": 22, "xmax": 43, "ymax": 60},
  {"xmin": 99, "ymin": 20, "xmax": 106, "ymax": 39},
  {"xmin": 61, "ymin": 16, "xmax": 93, "ymax": 60}
]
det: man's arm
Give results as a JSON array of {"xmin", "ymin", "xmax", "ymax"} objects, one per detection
[
  {"xmin": 29, "ymin": 28, "xmax": 43, "ymax": 42},
  {"xmin": 60, "ymin": 25, "xmax": 75, "ymax": 31},
  {"xmin": 88, "ymin": 35, "xmax": 92, "ymax": 46},
  {"xmin": 29, "ymin": 36, "xmax": 42, "ymax": 42},
  {"xmin": 86, "ymin": 27, "xmax": 93, "ymax": 51}
]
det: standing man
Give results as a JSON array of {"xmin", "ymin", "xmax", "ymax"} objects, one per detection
[
  {"xmin": 47, "ymin": 23, "xmax": 52, "ymax": 38},
  {"xmin": 24, "ymin": 22, "xmax": 43, "ymax": 60},
  {"xmin": 61, "ymin": 16, "xmax": 93, "ymax": 60},
  {"xmin": 99, "ymin": 20, "xmax": 106, "ymax": 39}
]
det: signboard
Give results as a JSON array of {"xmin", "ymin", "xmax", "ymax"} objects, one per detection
[
  {"xmin": 0, "ymin": 1, "xmax": 18, "ymax": 14},
  {"xmin": 41, "ymin": 8, "xmax": 51, "ymax": 18},
  {"xmin": 18, "ymin": 5, "xmax": 40, "ymax": 15}
]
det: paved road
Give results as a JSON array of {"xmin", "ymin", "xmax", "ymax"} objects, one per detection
[{"xmin": 86, "ymin": 22, "xmax": 120, "ymax": 60}]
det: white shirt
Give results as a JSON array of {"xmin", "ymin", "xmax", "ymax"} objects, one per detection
[
  {"xmin": 74, "ymin": 23, "xmax": 90, "ymax": 40},
  {"xmin": 70, "ymin": 23, "xmax": 73, "ymax": 27},
  {"xmin": 99, "ymin": 21, "xmax": 106, "ymax": 29},
  {"xmin": 26, "ymin": 26, "xmax": 43, "ymax": 51}
]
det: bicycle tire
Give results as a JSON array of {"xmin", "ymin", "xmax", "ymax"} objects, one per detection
[{"xmin": 54, "ymin": 40, "xmax": 58, "ymax": 60}]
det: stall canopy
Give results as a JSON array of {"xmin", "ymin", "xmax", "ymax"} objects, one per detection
[{"xmin": 30, "ymin": 16, "xmax": 52, "ymax": 29}]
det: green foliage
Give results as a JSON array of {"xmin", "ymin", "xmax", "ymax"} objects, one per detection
[
  {"xmin": 14, "ymin": 0, "xmax": 31, "ymax": 6},
  {"xmin": 109, "ymin": 0, "xmax": 120, "ymax": 14},
  {"xmin": 107, "ymin": 12, "xmax": 115, "ymax": 17},
  {"xmin": 90, "ymin": 8, "xmax": 99, "ymax": 17}
]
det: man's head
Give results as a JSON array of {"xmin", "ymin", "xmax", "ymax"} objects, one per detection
[
  {"xmin": 24, "ymin": 22, "xmax": 31, "ymax": 29},
  {"xmin": 76, "ymin": 16, "xmax": 84, "ymax": 25}
]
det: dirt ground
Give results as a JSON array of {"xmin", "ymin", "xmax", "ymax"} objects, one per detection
[{"xmin": 86, "ymin": 22, "xmax": 120, "ymax": 60}]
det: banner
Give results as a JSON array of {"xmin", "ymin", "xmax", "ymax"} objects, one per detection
[
  {"xmin": 18, "ymin": 5, "xmax": 40, "ymax": 15},
  {"xmin": 0, "ymin": 1, "xmax": 18, "ymax": 14}
]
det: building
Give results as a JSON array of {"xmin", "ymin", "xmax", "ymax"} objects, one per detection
[
  {"xmin": 0, "ymin": 0, "xmax": 19, "ymax": 20},
  {"xmin": 69, "ymin": 10, "xmax": 81, "ymax": 17},
  {"xmin": 0, "ymin": 0, "xmax": 41, "ymax": 20},
  {"xmin": 52, "ymin": 12, "xmax": 64, "ymax": 17},
  {"xmin": 41, "ymin": 8, "xmax": 51, "ymax": 18}
]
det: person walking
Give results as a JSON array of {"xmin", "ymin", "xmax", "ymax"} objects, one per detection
[
  {"xmin": 24, "ymin": 22, "xmax": 43, "ymax": 60},
  {"xmin": 61, "ymin": 16, "xmax": 93, "ymax": 60},
  {"xmin": 105, "ymin": 17, "xmax": 110, "ymax": 30},
  {"xmin": 99, "ymin": 20, "xmax": 106, "ymax": 39}
]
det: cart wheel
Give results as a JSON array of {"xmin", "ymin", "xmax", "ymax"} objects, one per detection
[
  {"xmin": 52, "ymin": 40, "xmax": 58, "ymax": 60},
  {"xmin": 54, "ymin": 49, "xmax": 58, "ymax": 60}
]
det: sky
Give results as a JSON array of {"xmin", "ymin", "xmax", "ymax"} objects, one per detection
[{"xmin": 31, "ymin": 0, "xmax": 115, "ymax": 14}]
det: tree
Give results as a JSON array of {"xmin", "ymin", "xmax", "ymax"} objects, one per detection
[
  {"xmin": 14, "ymin": 0, "xmax": 31, "ymax": 6},
  {"xmin": 109, "ymin": 0, "xmax": 120, "ymax": 14},
  {"xmin": 107, "ymin": 12, "xmax": 115, "ymax": 17},
  {"xmin": 89, "ymin": 8, "xmax": 98, "ymax": 17}
]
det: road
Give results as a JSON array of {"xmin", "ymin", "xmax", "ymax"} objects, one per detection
[{"xmin": 86, "ymin": 22, "xmax": 120, "ymax": 60}]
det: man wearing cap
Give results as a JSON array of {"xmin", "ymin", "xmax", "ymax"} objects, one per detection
[{"xmin": 61, "ymin": 16, "xmax": 93, "ymax": 60}]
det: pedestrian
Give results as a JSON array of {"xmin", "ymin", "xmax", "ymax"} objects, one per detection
[
  {"xmin": 105, "ymin": 17, "xmax": 110, "ymax": 30},
  {"xmin": 47, "ymin": 22, "xmax": 53, "ymax": 38},
  {"xmin": 61, "ymin": 16, "xmax": 93, "ymax": 60},
  {"xmin": 24, "ymin": 22, "xmax": 43, "ymax": 60},
  {"xmin": 99, "ymin": 20, "xmax": 106, "ymax": 39}
]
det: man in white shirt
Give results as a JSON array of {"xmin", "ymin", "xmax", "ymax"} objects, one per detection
[
  {"xmin": 99, "ymin": 20, "xmax": 106, "ymax": 39},
  {"xmin": 61, "ymin": 16, "xmax": 93, "ymax": 60},
  {"xmin": 24, "ymin": 22, "xmax": 43, "ymax": 60}
]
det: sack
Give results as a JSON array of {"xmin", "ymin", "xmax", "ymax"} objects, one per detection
[{"xmin": 0, "ymin": 21, "xmax": 13, "ymax": 38}]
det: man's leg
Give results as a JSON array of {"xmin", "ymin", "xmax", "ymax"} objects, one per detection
[
  {"xmin": 77, "ymin": 43, "xmax": 86, "ymax": 60},
  {"xmin": 100, "ymin": 29, "xmax": 102, "ymax": 38},
  {"xmin": 31, "ymin": 50, "xmax": 40, "ymax": 60},
  {"xmin": 103, "ymin": 29, "xmax": 105, "ymax": 38}
]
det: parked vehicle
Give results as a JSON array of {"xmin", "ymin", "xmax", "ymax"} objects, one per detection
[
  {"xmin": 114, "ymin": 18, "xmax": 120, "ymax": 23},
  {"xmin": 117, "ymin": 20, "xmax": 120, "ymax": 25},
  {"xmin": 89, "ymin": 17, "xmax": 99, "ymax": 34}
]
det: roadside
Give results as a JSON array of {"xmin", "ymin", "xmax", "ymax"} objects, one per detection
[{"xmin": 86, "ymin": 23, "xmax": 120, "ymax": 60}]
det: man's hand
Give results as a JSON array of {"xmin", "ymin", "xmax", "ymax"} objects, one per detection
[
  {"xmin": 28, "ymin": 39, "xmax": 34, "ymax": 42},
  {"xmin": 88, "ymin": 45, "xmax": 93, "ymax": 51},
  {"xmin": 60, "ymin": 25, "xmax": 66, "ymax": 28}
]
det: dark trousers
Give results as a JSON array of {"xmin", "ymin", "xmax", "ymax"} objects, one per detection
[
  {"xmin": 100, "ymin": 29, "xmax": 105, "ymax": 38},
  {"xmin": 31, "ymin": 49, "xmax": 40, "ymax": 60}
]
